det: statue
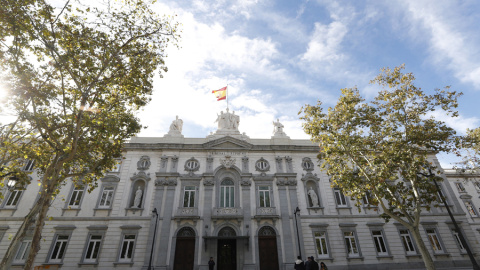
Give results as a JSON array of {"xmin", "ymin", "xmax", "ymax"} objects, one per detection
[
  {"xmin": 308, "ymin": 187, "xmax": 319, "ymax": 207},
  {"xmin": 166, "ymin": 115, "xmax": 183, "ymax": 137},
  {"xmin": 170, "ymin": 115, "xmax": 183, "ymax": 132},
  {"xmin": 133, "ymin": 186, "xmax": 143, "ymax": 208},
  {"xmin": 215, "ymin": 109, "xmax": 240, "ymax": 131},
  {"xmin": 273, "ymin": 119, "xmax": 284, "ymax": 134}
]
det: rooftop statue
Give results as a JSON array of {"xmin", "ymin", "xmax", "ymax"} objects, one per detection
[
  {"xmin": 215, "ymin": 108, "xmax": 240, "ymax": 134},
  {"xmin": 166, "ymin": 115, "xmax": 183, "ymax": 137}
]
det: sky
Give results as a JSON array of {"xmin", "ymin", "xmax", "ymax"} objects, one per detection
[
  {"xmin": 2, "ymin": 0, "xmax": 480, "ymax": 169},
  {"xmin": 136, "ymin": 0, "xmax": 480, "ymax": 168}
]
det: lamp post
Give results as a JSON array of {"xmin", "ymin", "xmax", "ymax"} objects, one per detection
[
  {"xmin": 294, "ymin": 206, "xmax": 302, "ymax": 259},
  {"xmin": 419, "ymin": 169, "xmax": 480, "ymax": 270},
  {"xmin": 147, "ymin": 208, "xmax": 159, "ymax": 270},
  {"xmin": 7, "ymin": 176, "xmax": 17, "ymax": 190}
]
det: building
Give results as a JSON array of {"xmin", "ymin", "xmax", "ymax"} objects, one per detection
[{"xmin": 1, "ymin": 110, "xmax": 479, "ymax": 270}]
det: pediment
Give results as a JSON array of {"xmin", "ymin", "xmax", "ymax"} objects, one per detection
[{"xmin": 203, "ymin": 136, "xmax": 253, "ymax": 150}]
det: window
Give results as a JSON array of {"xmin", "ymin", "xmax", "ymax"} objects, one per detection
[
  {"xmin": 371, "ymin": 230, "xmax": 388, "ymax": 256},
  {"xmin": 110, "ymin": 160, "xmax": 121, "ymax": 172},
  {"xmin": 255, "ymin": 158, "xmax": 270, "ymax": 172},
  {"xmin": 5, "ymin": 189, "xmax": 23, "ymax": 207},
  {"xmin": 334, "ymin": 188, "xmax": 347, "ymax": 207},
  {"xmin": 436, "ymin": 187, "xmax": 448, "ymax": 205},
  {"xmin": 362, "ymin": 191, "xmax": 372, "ymax": 205},
  {"xmin": 183, "ymin": 186, "xmax": 196, "ymax": 208},
  {"xmin": 68, "ymin": 186, "xmax": 85, "ymax": 207},
  {"xmin": 314, "ymin": 232, "xmax": 329, "ymax": 258},
  {"xmin": 99, "ymin": 186, "xmax": 115, "ymax": 208},
  {"xmin": 23, "ymin": 160, "xmax": 35, "ymax": 171},
  {"xmin": 83, "ymin": 235, "xmax": 103, "ymax": 263},
  {"xmin": 119, "ymin": 234, "xmax": 136, "ymax": 262},
  {"xmin": 399, "ymin": 229, "xmax": 416, "ymax": 255},
  {"xmin": 49, "ymin": 235, "xmax": 70, "ymax": 263},
  {"xmin": 344, "ymin": 231, "xmax": 360, "ymax": 257},
  {"xmin": 426, "ymin": 229, "xmax": 443, "ymax": 253},
  {"xmin": 220, "ymin": 179, "xmax": 234, "ymax": 208},
  {"xmin": 185, "ymin": 159, "xmax": 199, "ymax": 171},
  {"xmin": 13, "ymin": 240, "xmax": 31, "ymax": 264},
  {"xmin": 455, "ymin": 182, "xmax": 465, "ymax": 192},
  {"xmin": 258, "ymin": 186, "xmax": 271, "ymax": 207},
  {"xmin": 474, "ymin": 182, "xmax": 480, "ymax": 192},
  {"xmin": 464, "ymin": 201, "xmax": 478, "ymax": 217},
  {"xmin": 451, "ymin": 229, "xmax": 466, "ymax": 252}
]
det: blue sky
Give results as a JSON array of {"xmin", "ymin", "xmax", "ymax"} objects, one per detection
[{"xmin": 134, "ymin": 0, "xmax": 480, "ymax": 168}]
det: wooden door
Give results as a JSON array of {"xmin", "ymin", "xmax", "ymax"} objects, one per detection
[
  {"xmin": 258, "ymin": 236, "xmax": 279, "ymax": 270},
  {"xmin": 173, "ymin": 237, "xmax": 195, "ymax": 270}
]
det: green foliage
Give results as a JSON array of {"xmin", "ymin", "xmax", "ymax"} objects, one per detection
[
  {"xmin": 301, "ymin": 65, "xmax": 465, "ymax": 223},
  {"xmin": 0, "ymin": 0, "xmax": 179, "ymax": 268},
  {"xmin": 0, "ymin": 0, "xmax": 179, "ymax": 190}
]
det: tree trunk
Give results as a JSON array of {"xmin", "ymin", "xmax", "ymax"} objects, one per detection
[
  {"xmin": 0, "ymin": 202, "xmax": 40, "ymax": 270},
  {"xmin": 24, "ymin": 192, "xmax": 52, "ymax": 270},
  {"xmin": 410, "ymin": 225, "xmax": 436, "ymax": 270}
]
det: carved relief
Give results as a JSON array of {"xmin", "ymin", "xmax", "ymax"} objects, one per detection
[{"xmin": 220, "ymin": 155, "xmax": 236, "ymax": 169}]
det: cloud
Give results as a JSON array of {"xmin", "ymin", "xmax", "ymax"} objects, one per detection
[
  {"xmin": 427, "ymin": 111, "xmax": 479, "ymax": 135},
  {"xmin": 401, "ymin": 1, "xmax": 480, "ymax": 89},
  {"xmin": 302, "ymin": 21, "xmax": 347, "ymax": 63},
  {"xmin": 136, "ymin": 3, "xmax": 295, "ymax": 139}
]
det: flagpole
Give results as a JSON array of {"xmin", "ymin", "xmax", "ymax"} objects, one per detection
[{"xmin": 226, "ymin": 84, "xmax": 229, "ymax": 110}]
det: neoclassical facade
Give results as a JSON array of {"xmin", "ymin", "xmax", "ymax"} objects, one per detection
[{"xmin": 1, "ymin": 110, "xmax": 479, "ymax": 270}]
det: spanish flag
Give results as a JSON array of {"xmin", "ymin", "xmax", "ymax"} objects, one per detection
[{"xmin": 212, "ymin": 86, "xmax": 227, "ymax": 101}]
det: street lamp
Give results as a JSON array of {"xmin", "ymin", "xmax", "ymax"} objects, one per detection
[
  {"xmin": 294, "ymin": 206, "xmax": 302, "ymax": 259},
  {"xmin": 419, "ymin": 169, "xmax": 480, "ymax": 270},
  {"xmin": 147, "ymin": 208, "xmax": 159, "ymax": 270},
  {"xmin": 7, "ymin": 176, "xmax": 17, "ymax": 190}
]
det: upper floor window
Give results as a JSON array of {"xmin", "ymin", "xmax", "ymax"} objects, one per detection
[
  {"xmin": 436, "ymin": 187, "xmax": 448, "ymax": 205},
  {"xmin": 4, "ymin": 189, "xmax": 23, "ymax": 207},
  {"xmin": 302, "ymin": 157, "xmax": 314, "ymax": 171},
  {"xmin": 13, "ymin": 240, "xmax": 31, "ymax": 264},
  {"xmin": 426, "ymin": 228, "xmax": 444, "ymax": 254},
  {"xmin": 255, "ymin": 158, "xmax": 270, "ymax": 172},
  {"xmin": 399, "ymin": 229, "xmax": 416, "ymax": 255},
  {"xmin": 451, "ymin": 229, "xmax": 466, "ymax": 252},
  {"xmin": 334, "ymin": 188, "xmax": 348, "ymax": 207},
  {"xmin": 183, "ymin": 186, "xmax": 196, "ymax": 208},
  {"xmin": 371, "ymin": 230, "xmax": 388, "ymax": 256},
  {"xmin": 464, "ymin": 201, "xmax": 478, "ymax": 217},
  {"xmin": 343, "ymin": 231, "xmax": 360, "ymax": 257},
  {"xmin": 314, "ymin": 231, "xmax": 329, "ymax": 258},
  {"xmin": 49, "ymin": 235, "xmax": 70, "ymax": 263},
  {"xmin": 220, "ymin": 179, "xmax": 234, "ymax": 208},
  {"xmin": 258, "ymin": 186, "xmax": 271, "ymax": 207},
  {"xmin": 475, "ymin": 182, "xmax": 480, "ymax": 192},
  {"xmin": 68, "ymin": 185, "xmax": 85, "ymax": 207},
  {"xmin": 23, "ymin": 160, "xmax": 35, "ymax": 172},
  {"xmin": 185, "ymin": 158, "xmax": 200, "ymax": 171},
  {"xmin": 83, "ymin": 235, "xmax": 103, "ymax": 263},
  {"xmin": 98, "ymin": 186, "xmax": 115, "ymax": 208},
  {"xmin": 110, "ymin": 160, "xmax": 121, "ymax": 172},
  {"xmin": 119, "ymin": 234, "xmax": 136, "ymax": 262},
  {"xmin": 455, "ymin": 182, "xmax": 465, "ymax": 192}
]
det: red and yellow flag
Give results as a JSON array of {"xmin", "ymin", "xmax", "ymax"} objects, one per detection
[{"xmin": 212, "ymin": 86, "xmax": 227, "ymax": 101}]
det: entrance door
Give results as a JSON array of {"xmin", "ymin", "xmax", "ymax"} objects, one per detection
[
  {"xmin": 258, "ymin": 226, "xmax": 279, "ymax": 270},
  {"xmin": 173, "ymin": 227, "xmax": 196, "ymax": 270},
  {"xmin": 217, "ymin": 239, "xmax": 236, "ymax": 270}
]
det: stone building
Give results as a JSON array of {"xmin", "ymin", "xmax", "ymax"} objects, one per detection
[{"xmin": 0, "ymin": 110, "xmax": 479, "ymax": 270}]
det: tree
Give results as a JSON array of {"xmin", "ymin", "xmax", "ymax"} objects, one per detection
[
  {"xmin": 0, "ymin": 0, "xmax": 180, "ymax": 268},
  {"xmin": 300, "ymin": 65, "xmax": 478, "ymax": 270}
]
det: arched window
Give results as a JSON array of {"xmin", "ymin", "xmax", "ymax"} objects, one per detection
[
  {"xmin": 218, "ymin": 227, "xmax": 236, "ymax": 237},
  {"xmin": 177, "ymin": 227, "xmax": 196, "ymax": 237},
  {"xmin": 220, "ymin": 179, "xmax": 234, "ymax": 208},
  {"xmin": 259, "ymin": 226, "xmax": 276, "ymax": 236}
]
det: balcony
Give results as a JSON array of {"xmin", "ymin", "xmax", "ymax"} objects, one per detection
[{"xmin": 212, "ymin": 207, "xmax": 243, "ymax": 219}]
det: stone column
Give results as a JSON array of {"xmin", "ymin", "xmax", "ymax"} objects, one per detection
[
  {"xmin": 277, "ymin": 178, "xmax": 295, "ymax": 268},
  {"xmin": 241, "ymin": 175, "xmax": 254, "ymax": 269},
  {"xmin": 201, "ymin": 174, "xmax": 215, "ymax": 269},
  {"xmin": 154, "ymin": 177, "xmax": 177, "ymax": 270}
]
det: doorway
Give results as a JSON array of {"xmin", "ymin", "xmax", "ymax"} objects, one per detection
[
  {"xmin": 217, "ymin": 239, "xmax": 236, "ymax": 270},
  {"xmin": 173, "ymin": 227, "xmax": 196, "ymax": 270},
  {"xmin": 258, "ymin": 226, "xmax": 279, "ymax": 270}
]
